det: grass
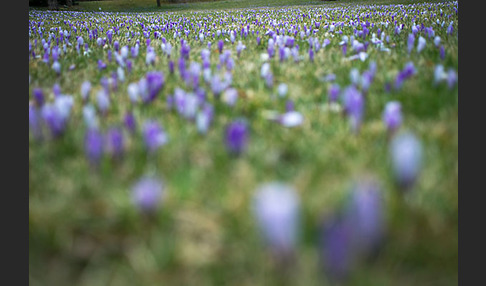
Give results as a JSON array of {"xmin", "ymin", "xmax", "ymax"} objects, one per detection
[{"xmin": 29, "ymin": 0, "xmax": 458, "ymax": 285}]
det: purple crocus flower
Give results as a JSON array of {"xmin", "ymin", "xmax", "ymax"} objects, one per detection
[
  {"xmin": 41, "ymin": 96, "xmax": 73, "ymax": 138},
  {"xmin": 447, "ymin": 69, "xmax": 457, "ymax": 89},
  {"xmin": 82, "ymin": 104, "xmax": 99, "ymax": 129},
  {"xmin": 84, "ymin": 127, "xmax": 104, "ymax": 166},
  {"xmin": 390, "ymin": 131, "xmax": 423, "ymax": 191},
  {"xmin": 225, "ymin": 119, "xmax": 249, "ymax": 155},
  {"xmin": 98, "ymin": 59, "xmax": 107, "ymax": 70},
  {"xmin": 131, "ymin": 176, "xmax": 165, "ymax": 214},
  {"xmin": 417, "ymin": 36, "xmax": 426, "ymax": 53},
  {"xmin": 32, "ymin": 88, "xmax": 45, "ymax": 106},
  {"xmin": 105, "ymin": 127, "xmax": 124, "ymax": 159},
  {"xmin": 342, "ymin": 86, "xmax": 364, "ymax": 133},
  {"xmin": 52, "ymin": 61, "xmax": 61, "ymax": 75},
  {"xmin": 96, "ymin": 89, "xmax": 110, "ymax": 115},
  {"xmin": 236, "ymin": 41, "xmax": 246, "ymax": 57},
  {"xmin": 407, "ymin": 34, "xmax": 415, "ymax": 54},
  {"xmin": 196, "ymin": 103, "xmax": 214, "ymax": 134},
  {"xmin": 222, "ymin": 88, "xmax": 238, "ymax": 106},
  {"xmin": 285, "ymin": 100, "xmax": 294, "ymax": 112},
  {"xmin": 383, "ymin": 101, "xmax": 402, "ymax": 135},
  {"xmin": 217, "ymin": 39, "xmax": 224, "ymax": 53},
  {"xmin": 440, "ymin": 45, "xmax": 445, "ymax": 60},
  {"xmin": 328, "ymin": 84, "xmax": 340, "ymax": 103},
  {"xmin": 345, "ymin": 178, "xmax": 385, "ymax": 257},
  {"xmin": 320, "ymin": 213, "xmax": 355, "ymax": 283},
  {"xmin": 124, "ymin": 111, "xmax": 137, "ymax": 134},
  {"xmin": 144, "ymin": 71, "xmax": 165, "ymax": 103},
  {"xmin": 29, "ymin": 103, "xmax": 43, "ymax": 141},
  {"xmin": 394, "ymin": 62, "xmax": 416, "ymax": 90},
  {"xmin": 253, "ymin": 182, "xmax": 300, "ymax": 258},
  {"xmin": 142, "ymin": 120, "xmax": 168, "ymax": 153}
]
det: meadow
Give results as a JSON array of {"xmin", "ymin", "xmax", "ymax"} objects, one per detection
[{"xmin": 29, "ymin": 0, "xmax": 458, "ymax": 285}]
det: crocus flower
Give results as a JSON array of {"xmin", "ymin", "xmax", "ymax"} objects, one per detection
[
  {"xmin": 383, "ymin": 101, "xmax": 403, "ymax": 135},
  {"xmin": 225, "ymin": 119, "xmax": 249, "ymax": 155},
  {"xmin": 32, "ymin": 88, "xmax": 45, "ymax": 106},
  {"xmin": 196, "ymin": 103, "xmax": 214, "ymax": 134},
  {"xmin": 277, "ymin": 83, "xmax": 288, "ymax": 98},
  {"xmin": 131, "ymin": 176, "xmax": 165, "ymax": 214},
  {"xmin": 320, "ymin": 213, "xmax": 355, "ymax": 283},
  {"xmin": 345, "ymin": 178, "xmax": 385, "ymax": 258},
  {"xmin": 417, "ymin": 36, "xmax": 426, "ymax": 53},
  {"xmin": 105, "ymin": 127, "xmax": 124, "ymax": 159},
  {"xmin": 84, "ymin": 127, "xmax": 104, "ymax": 166},
  {"xmin": 82, "ymin": 104, "xmax": 99, "ymax": 129},
  {"xmin": 342, "ymin": 86, "xmax": 364, "ymax": 133},
  {"xmin": 124, "ymin": 111, "xmax": 137, "ymax": 134},
  {"xmin": 217, "ymin": 39, "xmax": 224, "ymax": 53},
  {"xmin": 144, "ymin": 71, "xmax": 165, "ymax": 103},
  {"xmin": 96, "ymin": 89, "xmax": 110, "ymax": 115},
  {"xmin": 52, "ymin": 61, "xmax": 61, "ymax": 75},
  {"xmin": 29, "ymin": 103, "xmax": 43, "ymax": 141},
  {"xmin": 407, "ymin": 34, "xmax": 415, "ymax": 54},
  {"xmin": 447, "ymin": 69, "xmax": 457, "ymax": 89},
  {"xmin": 41, "ymin": 96, "xmax": 73, "ymax": 138},
  {"xmin": 222, "ymin": 88, "xmax": 238, "ymax": 106},
  {"xmin": 236, "ymin": 41, "xmax": 246, "ymax": 57},
  {"xmin": 142, "ymin": 120, "xmax": 168, "ymax": 153},
  {"xmin": 394, "ymin": 62, "xmax": 416, "ymax": 90},
  {"xmin": 328, "ymin": 84, "xmax": 340, "ymax": 103},
  {"xmin": 80, "ymin": 81, "xmax": 91, "ymax": 102},
  {"xmin": 127, "ymin": 82, "xmax": 140, "ymax": 103},
  {"xmin": 279, "ymin": 111, "xmax": 304, "ymax": 128},
  {"xmin": 253, "ymin": 182, "xmax": 300, "ymax": 258},
  {"xmin": 389, "ymin": 131, "xmax": 423, "ymax": 191}
]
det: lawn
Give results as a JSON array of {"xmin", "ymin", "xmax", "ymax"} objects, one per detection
[{"xmin": 29, "ymin": 0, "xmax": 458, "ymax": 285}]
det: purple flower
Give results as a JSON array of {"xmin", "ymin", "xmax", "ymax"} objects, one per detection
[
  {"xmin": 82, "ymin": 104, "xmax": 99, "ymax": 129},
  {"xmin": 217, "ymin": 39, "xmax": 224, "ymax": 53},
  {"xmin": 124, "ymin": 111, "xmax": 137, "ymax": 134},
  {"xmin": 253, "ymin": 182, "xmax": 300, "ymax": 257},
  {"xmin": 98, "ymin": 59, "xmax": 107, "ymax": 70},
  {"xmin": 328, "ymin": 84, "xmax": 340, "ymax": 103},
  {"xmin": 32, "ymin": 88, "xmax": 45, "ymax": 106},
  {"xmin": 407, "ymin": 34, "xmax": 415, "ymax": 54},
  {"xmin": 96, "ymin": 89, "xmax": 110, "ymax": 114},
  {"xmin": 447, "ymin": 69, "xmax": 457, "ymax": 89},
  {"xmin": 41, "ymin": 96, "xmax": 73, "ymax": 138},
  {"xmin": 383, "ymin": 101, "xmax": 402, "ymax": 134},
  {"xmin": 132, "ymin": 177, "xmax": 165, "ymax": 213},
  {"xmin": 395, "ymin": 62, "xmax": 416, "ymax": 90},
  {"xmin": 417, "ymin": 36, "xmax": 426, "ymax": 53},
  {"xmin": 144, "ymin": 71, "xmax": 165, "ymax": 103},
  {"xmin": 390, "ymin": 131, "xmax": 423, "ymax": 191},
  {"xmin": 440, "ymin": 45, "xmax": 445, "ymax": 60},
  {"xmin": 342, "ymin": 86, "xmax": 364, "ymax": 133},
  {"xmin": 196, "ymin": 103, "xmax": 214, "ymax": 134},
  {"xmin": 320, "ymin": 213, "xmax": 355, "ymax": 282},
  {"xmin": 52, "ymin": 61, "xmax": 61, "ymax": 75},
  {"xmin": 225, "ymin": 119, "xmax": 249, "ymax": 155},
  {"xmin": 105, "ymin": 127, "xmax": 124, "ymax": 159},
  {"xmin": 142, "ymin": 120, "xmax": 168, "ymax": 153},
  {"xmin": 345, "ymin": 178, "xmax": 385, "ymax": 257},
  {"xmin": 285, "ymin": 100, "xmax": 294, "ymax": 112},
  {"xmin": 84, "ymin": 127, "xmax": 104, "ymax": 166},
  {"xmin": 222, "ymin": 88, "xmax": 238, "ymax": 106},
  {"xmin": 29, "ymin": 103, "xmax": 43, "ymax": 141}
]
